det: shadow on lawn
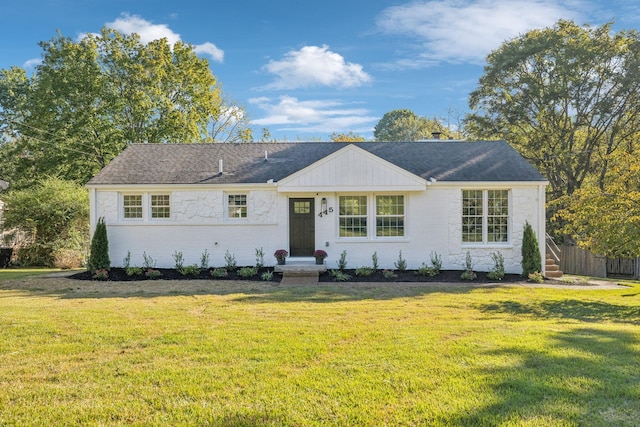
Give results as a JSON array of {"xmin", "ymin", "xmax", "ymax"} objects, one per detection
[
  {"xmin": 449, "ymin": 327, "xmax": 640, "ymax": 425},
  {"xmin": 479, "ymin": 299, "xmax": 640, "ymax": 325},
  {"xmin": 1, "ymin": 277, "xmax": 496, "ymax": 301}
]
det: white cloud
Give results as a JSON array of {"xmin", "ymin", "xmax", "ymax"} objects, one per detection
[
  {"xmin": 249, "ymin": 96, "xmax": 378, "ymax": 134},
  {"xmin": 194, "ymin": 42, "xmax": 224, "ymax": 63},
  {"xmin": 105, "ymin": 13, "xmax": 224, "ymax": 62},
  {"xmin": 262, "ymin": 45, "xmax": 372, "ymax": 90},
  {"xmin": 376, "ymin": 0, "xmax": 585, "ymax": 67},
  {"xmin": 23, "ymin": 58, "xmax": 41, "ymax": 69},
  {"xmin": 106, "ymin": 13, "xmax": 182, "ymax": 45}
]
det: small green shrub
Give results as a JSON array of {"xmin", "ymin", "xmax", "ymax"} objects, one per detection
[
  {"xmin": 261, "ymin": 271, "xmax": 273, "ymax": 281},
  {"xmin": 528, "ymin": 271, "xmax": 544, "ymax": 283},
  {"xmin": 460, "ymin": 270, "xmax": 477, "ymax": 280},
  {"xmin": 429, "ymin": 251, "xmax": 442, "ymax": 274},
  {"xmin": 142, "ymin": 252, "xmax": 156, "ymax": 269},
  {"xmin": 372, "ymin": 251, "xmax": 379, "ymax": 270},
  {"xmin": 224, "ymin": 250, "xmax": 237, "ymax": 271},
  {"xmin": 237, "ymin": 267, "xmax": 258, "ymax": 278},
  {"xmin": 211, "ymin": 268, "xmax": 228, "ymax": 278},
  {"xmin": 461, "ymin": 251, "xmax": 476, "ymax": 280},
  {"xmin": 255, "ymin": 247, "xmax": 265, "ymax": 268},
  {"xmin": 487, "ymin": 251, "xmax": 505, "ymax": 280},
  {"xmin": 330, "ymin": 269, "xmax": 352, "ymax": 282},
  {"xmin": 355, "ymin": 266, "xmax": 373, "ymax": 277},
  {"xmin": 394, "ymin": 251, "xmax": 407, "ymax": 272},
  {"xmin": 173, "ymin": 251, "xmax": 184, "ymax": 270},
  {"xmin": 179, "ymin": 264, "xmax": 201, "ymax": 277},
  {"xmin": 416, "ymin": 263, "xmax": 438, "ymax": 277},
  {"xmin": 126, "ymin": 267, "xmax": 143, "ymax": 277},
  {"xmin": 123, "ymin": 251, "xmax": 132, "ymax": 269},
  {"xmin": 382, "ymin": 269, "xmax": 398, "ymax": 280},
  {"xmin": 145, "ymin": 269, "xmax": 162, "ymax": 279},
  {"xmin": 92, "ymin": 269, "xmax": 109, "ymax": 280},
  {"xmin": 337, "ymin": 250, "xmax": 348, "ymax": 271},
  {"xmin": 200, "ymin": 249, "xmax": 210, "ymax": 270}
]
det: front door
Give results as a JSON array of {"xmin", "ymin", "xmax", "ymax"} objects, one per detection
[{"xmin": 289, "ymin": 198, "xmax": 315, "ymax": 257}]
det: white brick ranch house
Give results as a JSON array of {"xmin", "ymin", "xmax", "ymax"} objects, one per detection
[{"xmin": 86, "ymin": 141, "xmax": 548, "ymax": 273}]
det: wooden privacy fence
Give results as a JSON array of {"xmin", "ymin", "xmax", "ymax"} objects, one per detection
[
  {"xmin": 606, "ymin": 257, "xmax": 640, "ymax": 278},
  {"xmin": 558, "ymin": 245, "xmax": 640, "ymax": 278}
]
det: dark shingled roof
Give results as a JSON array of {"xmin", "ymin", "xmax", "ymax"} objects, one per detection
[{"xmin": 87, "ymin": 141, "xmax": 546, "ymax": 185}]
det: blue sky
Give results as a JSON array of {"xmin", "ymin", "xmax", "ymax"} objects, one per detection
[{"xmin": 1, "ymin": 0, "xmax": 639, "ymax": 141}]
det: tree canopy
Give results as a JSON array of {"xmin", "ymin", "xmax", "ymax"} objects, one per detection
[
  {"xmin": 373, "ymin": 109, "xmax": 453, "ymax": 142},
  {"xmin": 466, "ymin": 20, "xmax": 640, "ymax": 199},
  {"xmin": 556, "ymin": 150, "xmax": 640, "ymax": 256},
  {"xmin": 0, "ymin": 28, "xmax": 250, "ymax": 188},
  {"xmin": 330, "ymin": 132, "xmax": 366, "ymax": 142}
]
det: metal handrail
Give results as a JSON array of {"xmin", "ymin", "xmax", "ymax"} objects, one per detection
[{"xmin": 545, "ymin": 233, "xmax": 561, "ymax": 263}]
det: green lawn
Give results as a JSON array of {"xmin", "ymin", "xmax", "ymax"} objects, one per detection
[
  {"xmin": 0, "ymin": 267, "xmax": 63, "ymax": 281},
  {"xmin": 0, "ymin": 277, "xmax": 638, "ymax": 426}
]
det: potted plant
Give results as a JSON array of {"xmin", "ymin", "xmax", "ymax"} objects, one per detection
[
  {"xmin": 313, "ymin": 249, "xmax": 328, "ymax": 265},
  {"xmin": 274, "ymin": 249, "xmax": 288, "ymax": 265}
]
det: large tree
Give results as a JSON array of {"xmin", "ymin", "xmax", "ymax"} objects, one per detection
[
  {"xmin": 0, "ymin": 28, "xmax": 249, "ymax": 188},
  {"xmin": 556, "ymin": 150, "xmax": 640, "ymax": 256},
  {"xmin": 466, "ymin": 20, "xmax": 640, "ymax": 199},
  {"xmin": 373, "ymin": 109, "xmax": 451, "ymax": 141}
]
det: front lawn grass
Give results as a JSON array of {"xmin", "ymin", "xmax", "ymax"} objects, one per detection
[
  {"xmin": 0, "ymin": 267, "xmax": 61, "ymax": 281},
  {"xmin": 0, "ymin": 280, "xmax": 639, "ymax": 426}
]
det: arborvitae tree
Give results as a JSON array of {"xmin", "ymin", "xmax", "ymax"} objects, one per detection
[
  {"xmin": 521, "ymin": 221, "xmax": 542, "ymax": 276},
  {"xmin": 88, "ymin": 217, "xmax": 110, "ymax": 271}
]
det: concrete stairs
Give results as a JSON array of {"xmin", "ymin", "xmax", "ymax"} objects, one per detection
[
  {"xmin": 274, "ymin": 258, "xmax": 326, "ymax": 285},
  {"xmin": 545, "ymin": 254, "xmax": 563, "ymax": 279}
]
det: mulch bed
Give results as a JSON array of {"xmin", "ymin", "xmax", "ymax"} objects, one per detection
[{"xmin": 71, "ymin": 268, "xmax": 526, "ymax": 283}]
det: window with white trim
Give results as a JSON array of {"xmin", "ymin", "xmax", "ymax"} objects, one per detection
[
  {"xmin": 151, "ymin": 194, "xmax": 171, "ymax": 219},
  {"xmin": 123, "ymin": 194, "xmax": 143, "ymax": 219},
  {"xmin": 339, "ymin": 195, "xmax": 367, "ymax": 237},
  {"xmin": 462, "ymin": 189, "xmax": 509, "ymax": 243},
  {"xmin": 376, "ymin": 195, "xmax": 404, "ymax": 237},
  {"xmin": 339, "ymin": 194, "xmax": 406, "ymax": 239},
  {"xmin": 227, "ymin": 194, "xmax": 248, "ymax": 219}
]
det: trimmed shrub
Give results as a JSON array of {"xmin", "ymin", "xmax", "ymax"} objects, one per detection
[
  {"xmin": 522, "ymin": 221, "xmax": 542, "ymax": 277},
  {"xmin": 88, "ymin": 217, "xmax": 110, "ymax": 271}
]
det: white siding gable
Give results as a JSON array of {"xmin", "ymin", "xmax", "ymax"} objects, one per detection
[{"xmin": 278, "ymin": 144, "xmax": 427, "ymax": 192}]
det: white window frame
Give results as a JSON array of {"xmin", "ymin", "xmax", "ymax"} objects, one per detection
[
  {"xmin": 338, "ymin": 195, "xmax": 368, "ymax": 238},
  {"xmin": 150, "ymin": 193, "xmax": 171, "ymax": 220},
  {"xmin": 462, "ymin": 189, "xmax": 510, "ymax": 245},
  {"xmin": 375, "ymin": 195, "xmax": 405, "ymax": 238},
  {"xmin": 122, "ymin": 193, "xmax": 143, "ymax": 220},
  {"xmin": 120, "ymin": 192, "xmax": 172, "ymax": 222},
  {"xmin": 338, "ymin": 193, "xmax": 407, "ymax": 240},
  {"xmin": 226, "ymin": 193, "xmax": 248, "ymax": 221}
]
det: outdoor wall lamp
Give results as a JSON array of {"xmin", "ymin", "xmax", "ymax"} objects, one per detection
[{"xmin": 318, "ymin": 197, "xmax": 333, "ymax": 217}]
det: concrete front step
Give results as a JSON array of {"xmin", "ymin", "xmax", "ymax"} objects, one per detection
[
  {"xmin": 274, "ymin": 258, "xmax": 327, "ymax": 274},
  {"xmin": 545, "ymin": 254, "xmax": 563, "ymax": 278}
]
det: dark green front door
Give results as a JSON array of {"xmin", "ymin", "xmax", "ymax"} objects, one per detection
[{"xmin": 289, "ymin": 198, "xmax": 315, "ymax": 257}]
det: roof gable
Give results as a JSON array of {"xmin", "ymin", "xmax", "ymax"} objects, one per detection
[{"xmin": 278, "ymin": 144, "xmax": 427, "ymax": 191}]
